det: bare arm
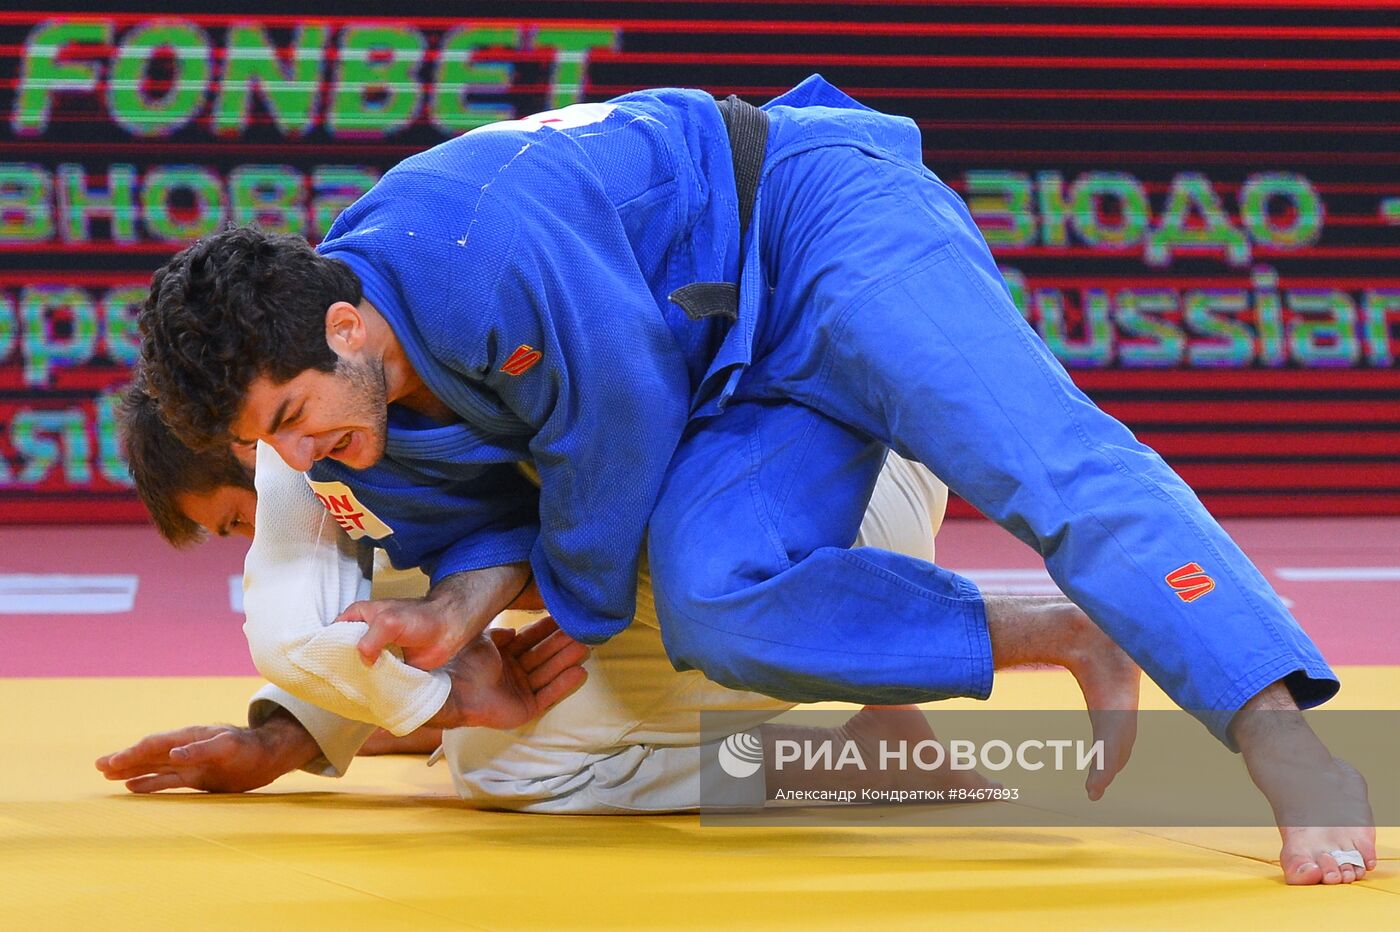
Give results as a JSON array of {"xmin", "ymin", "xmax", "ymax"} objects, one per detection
[
  {"xmin": 338, "ymin": 562, "xmax": 535, "ymax": 670},
  {"xmin": 96, "ymin": 707, "xmax": 320, "ymax": 794}
]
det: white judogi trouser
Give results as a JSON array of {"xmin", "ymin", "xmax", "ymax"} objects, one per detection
[{"xmin": 443, "ymin": 452, "xmax": 946, "ymax": 813}]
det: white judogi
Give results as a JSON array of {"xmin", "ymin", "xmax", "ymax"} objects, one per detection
[{"xmin": 245, "ymin": 445, "xmax": 946, "ymax": 812}]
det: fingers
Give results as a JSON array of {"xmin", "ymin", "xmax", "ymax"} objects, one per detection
[
  {"xmin": 337, "ymin": 600, "xmax": 403, "ymax": 664},
  {"xmin": 506, "ymin": 617, "xmax": 561, "ymax": 656},
  {"xmin": 169, "ymin": 732, "xmax": 238, "ymax": 765},
  {"xmin": 526, "ymin": 639, "xmax": 591, "ymax": 691},
  {"xmin": 516, "ymin": 627, "xmax": 579, "ymax": 674},
  {"xmin": 334, "ymin": 599, "xmax": 373, "ymax": 623},
  {"xmin": 96, "ymin": 726, "xmax": 226, "ymax": 777},
  {"xmin": 339, "ymin": 597, "xmax": 480, "ymax": 670},
  {"xmin": 125, "ymin": 772, "xmax": 192, "ymax": 794},
  {"xmin": 533, "ymin": 666, "xmax": 588, "ymax": 713},
  {"xmin": 354, "ymin": 615, "xmax": 404, "ymax": 665}
]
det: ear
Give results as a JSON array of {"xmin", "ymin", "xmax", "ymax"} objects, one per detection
[{"xmin": 324, "ymin": 301, "xmax": 366, "ymax": 355}]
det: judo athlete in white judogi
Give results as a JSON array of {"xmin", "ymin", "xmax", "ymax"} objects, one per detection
[{"xmin": 103, "ymin": 443, "xmax": 952, "ymax": 812}]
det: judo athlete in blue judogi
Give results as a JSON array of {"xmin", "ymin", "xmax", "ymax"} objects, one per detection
[
  {"xmin": 140, "ymin": 76, "xmax": 1375, "ymax": 885},
  {"xmin": 309, "ymin": 74, "xmax": 1332, "ymax": 730}
]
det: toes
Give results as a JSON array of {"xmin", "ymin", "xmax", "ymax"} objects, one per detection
[
  {"xmin": 1316, "ymin": 852, "xmax": 1343, "ymax": 884},
  {"xmin": 1356, "ymin": 837, "xmax": 1379, "ymax": 871},
  {"xmin": 1283, "ymin": 857, "xmax": 1323, "ymax": 885}
]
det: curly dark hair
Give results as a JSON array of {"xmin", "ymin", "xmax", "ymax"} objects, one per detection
[
  {"xmin": 118, "ymin": 379, "xmax": 255, "ymax": 548},
  {"xmin": 138, "ymin": 227, "xmax": 361, "ymax": 450}
]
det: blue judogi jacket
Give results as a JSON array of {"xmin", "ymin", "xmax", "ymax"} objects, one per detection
[{"xmin": 313, "ymin": 76, "xmax": 909, "ymax": 643}]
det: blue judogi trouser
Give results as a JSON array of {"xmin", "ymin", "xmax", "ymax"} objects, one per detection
[{"xmin": 647, "ymin": 142, "xmax": 1336, "ymax": 745}]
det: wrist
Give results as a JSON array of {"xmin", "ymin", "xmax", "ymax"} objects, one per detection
[
  {"xmin": 261, "ymin": 707, "xmax": 323, "ymax": 771},
  {"xmin": 423, "ymin": 692, "xmax": 468, "ymax": 730},
  {"xmin": 429, "ymin": 563, "xmax": 532, "ymax": 636},
  {"xmin": 431, "ymin": 563, "xmax": 527, "ymax": 607}
]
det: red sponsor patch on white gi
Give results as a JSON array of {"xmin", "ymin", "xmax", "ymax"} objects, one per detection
[{"xmin": 305, "ymin": 479, "xmax": 394, "ymax": 541}]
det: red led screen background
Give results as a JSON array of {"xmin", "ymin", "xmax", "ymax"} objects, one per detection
[{"xmin": 1, "ymin": 0, "xmax": 1396, "ymax": 523}]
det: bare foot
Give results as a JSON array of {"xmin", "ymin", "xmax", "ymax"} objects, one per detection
[
  {"xmin": 841, "ymin": 705, "xmax": 999, "ymax": 794},
  {"xmin": 1234, "ymin": 682, "xmax": 1378, "ymax": 885}
]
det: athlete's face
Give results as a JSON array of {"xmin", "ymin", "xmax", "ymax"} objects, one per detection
[
  {"xmin": 231, "ymin": 358, "xmax": 388, "ymax": 472},
  {"xmin": 177, "ymin": 484, "xmax": 257, "ymax": 540}
]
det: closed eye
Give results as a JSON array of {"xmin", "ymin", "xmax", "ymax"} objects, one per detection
[{"xmin": 277, "ymin": 405, "xmax": 305, "ymax": 432}]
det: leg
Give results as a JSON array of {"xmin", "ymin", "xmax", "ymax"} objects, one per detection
[
  {"xmin": 751, "ymin": 145, "xmax": 1334, "ymax": 740},
  {"xmin": 1233, "ymin": 683, "xmax": 1376, "ymax": 884},
  {"xmin": 650, "ymin": 400, "xmax": 992, "ymax": 705},
  {"xmin": 650, "ymin": 401, "xmax": 1141, "ymax": 794},
  {"xmin": 750, "ymin": 143, "xmax": 1364, "ymax": 878}
]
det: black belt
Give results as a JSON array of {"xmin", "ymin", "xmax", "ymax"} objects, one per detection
[
  {"xmin": 716, "ymin": 94, "xmax": 769, "ymax": 248},
  {"xmin": 668, "ymin": 94, "xmax": 770, "ymax": 322}
]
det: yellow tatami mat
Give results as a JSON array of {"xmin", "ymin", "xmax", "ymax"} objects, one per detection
[{"xmin": 1, "ymin": 668, "xmax": 1395, "ymax": 930}]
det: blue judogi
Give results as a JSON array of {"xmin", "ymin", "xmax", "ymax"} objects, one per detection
[{"xmin": 314, "ymin": 75, "xmax": 1335, "ymax": 745}]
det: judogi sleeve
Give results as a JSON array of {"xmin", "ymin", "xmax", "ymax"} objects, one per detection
[{"xmin": 242, "ymin": 443, "xmax": 451, "ymax": 736}]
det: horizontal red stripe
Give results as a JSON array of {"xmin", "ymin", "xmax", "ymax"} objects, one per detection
[
  {"xmin": 1, "ymin": 242, "xmax": 204, "ymax": 255},
  {"xmin": 1197, "ymin": 493, "xmax": 1400, "ymax": 516},
  {"xmin": 995, "ymin": 247, "xmax": 1400, "ymax": 259},
  {"xmin": 612, "ymin": 86, "xmax": 1400, "ymax": 103},
  {"xmin": 17, "ymin": 46, "xmax": 1386, "ymax": 74},
  {"xmin": 1102, "ymin": 399, "xmax": 1400, "ymax": 424},
  {"xmin": 0, "ymin": 498, "xmax": 149, "ymax": 523},
  {"xmin": 945, "ymin": 493, "xmax": 1400, "ymax": 520},
  {"xmin": 916, "ymin": 120, "xmax": 1400, "ymax": 135},
  {"xmin": 1033, "ymin": 277, "xmax": 1400, "ymax": 291},
  {"xmin": 566, "ymin": 0, "xmax": 1400, "ymax": 9},
  {"xmin": 1139, "ymin": 432, "xmax": 1400, "ymax": 458},
  {"xmin": 1174, "ymin": 462, "xmax": 1398, "ymax": 489},
  {"xmin": 0, "ymin": 271, "xmax": 149, "ymax": 285},
  {"xmin": 929, "ymin": 150, "xmax": 1400, "ymax": 165},
  {"xmin": 15, "ymin": 83, "xmax": 1400, "ymax": 106},
  {"xmin": 594, "ymin": 51, "xmax": 1400, "ymax": 71},
  {"xmin": 966, "ymin": 183, "xmax": 1400, "ymax": 196},
  {"xmin": 1070, "ymin": 369, "xmax": 1400, "ymax": 392},
  {"xmin": 2, "ymin": 13, "xmax": 1398, "ymax": 40}
]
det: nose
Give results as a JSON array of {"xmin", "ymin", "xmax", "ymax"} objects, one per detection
[{"xmin": 271, "ymin": 433, "xmax": 316, "ymax": 472}]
